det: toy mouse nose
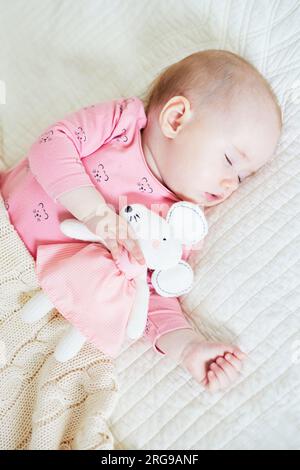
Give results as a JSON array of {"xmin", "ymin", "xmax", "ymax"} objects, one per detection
[
  {"xmin": 152, "ymin": 240, "xmax": 160, "ymax": 249},
  {"xmin": 124, "ymin": 205, "xmax": 132, "ymax": 213}
]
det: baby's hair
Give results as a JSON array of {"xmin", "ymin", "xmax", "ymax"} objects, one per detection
[{"xmin": 140, "ymin": 49, "xmax": 282, "ymax": 130}]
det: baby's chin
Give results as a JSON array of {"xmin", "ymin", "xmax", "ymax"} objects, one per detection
[
  {"xmin": 181, "ymin": 191, "xmax": 228, "ymax": 208},
  {"xmin": 202, "ymin": 196, "xmax": 227, "ymax": 208}
]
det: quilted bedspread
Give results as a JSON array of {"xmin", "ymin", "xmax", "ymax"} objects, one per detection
[{"xmin": 0, "ymin": 0, "xmax": 299, "ymax": 450}]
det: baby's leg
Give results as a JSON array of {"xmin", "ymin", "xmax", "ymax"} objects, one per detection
[{"xmin": 21, "ymin": 290, "xmax": 54, "ymax": 323}]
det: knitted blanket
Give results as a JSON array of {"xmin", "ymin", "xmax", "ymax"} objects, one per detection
[
  {"xmin": 1, "ymin": 0, "xmax": 300, "ymax": 450},
  {"xmin": 0, "ymin": 191, "xmax": 119, "ymax": 450}
]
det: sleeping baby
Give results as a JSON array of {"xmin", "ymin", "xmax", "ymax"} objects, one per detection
[{"xmin": 0, "ymin": 49, "xmax": 282, "ymax": 393}]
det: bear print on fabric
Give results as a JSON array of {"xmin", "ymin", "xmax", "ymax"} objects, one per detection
[
  {"xmin": 39, "ymin": 130, "xmax": 54, "ymax": 144},
  {"xmin": 75, "ymin": 126, "xmax": 87, "ymax": 143},
  {"xmin": 137, "ymin": 176, "xmax": 153, "ymax": 194},
  {"xmin": 92, "ymin": 163, "xmax": 109, "ymax": 183},
  {"xmin": 33, "ymin": 202, "xmax": 49, "ymax": 222}
]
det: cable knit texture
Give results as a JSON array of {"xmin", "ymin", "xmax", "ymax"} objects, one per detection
[{"xmin": 0, "ymin": 191, "xmax": 119, "ymax": 450}]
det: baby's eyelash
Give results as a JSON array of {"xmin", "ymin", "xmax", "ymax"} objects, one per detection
[{"xmin": 225, "ymin": 154, "xmax": 242, "ymax": 184}]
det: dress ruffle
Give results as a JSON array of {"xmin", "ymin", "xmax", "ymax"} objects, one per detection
[{"xmin": 35, "ymin": 241, "xmax": 146, "ymax": 357}]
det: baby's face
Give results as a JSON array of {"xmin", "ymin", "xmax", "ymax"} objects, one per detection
[{"xmin": 142, "ymin": 94, "xmax": 281, "ymax": 207}]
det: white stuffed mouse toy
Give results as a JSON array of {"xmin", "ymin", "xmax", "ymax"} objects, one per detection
[{"xmin": 21, "ymin": 201, "xmax": 208, "ymax": 362}]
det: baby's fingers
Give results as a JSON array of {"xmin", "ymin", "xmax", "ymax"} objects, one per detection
[
  {"xmin": 205, "ymin": 370, "xmax": 220, "ymax": 393},
  {"xmin": 105, "ymin": 238, "xmax": 121, "ymax": 263},
  {"xmin": 117, "ymin": 217, "xmax": 145, "ymax": 265},
  {"xmin": 233, "ymin": 348, "xmax": 248, "ymax": 361},
  {"xmin": 210, "ymin": 362, "xmax": 230, "ymax": 389},
  {"xmin": 126, "ymin": 227, "xmax": 145, "ymax": 264},
  {"xmin": 119, "ymin": 237, "xmax": 145, "ymax": 265},
  {"xmin": 129, "ymin": 242, "xmax": 145, "ymax": 265},
  {"xmin": 224, "ymin": 352, "xmax": 243, "ymax": 372},
  {"xmin": 216, "ymin": 356, "xmax": 239, "ymax": 382}
]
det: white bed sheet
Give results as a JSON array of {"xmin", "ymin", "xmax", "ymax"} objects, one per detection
[{"xmin": 0, "ymin": 0, "xmax": 299, "ymax": 450}]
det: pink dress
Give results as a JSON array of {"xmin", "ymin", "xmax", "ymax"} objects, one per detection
[{"xmin": 0, "ymin": 96, "xmax": 194, "ymax": 357}]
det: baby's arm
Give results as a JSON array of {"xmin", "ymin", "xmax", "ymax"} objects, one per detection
[
  {"xmin": 57, "ymin": 185, "xmax": 107, "ymax": 225},
  {"xmin": 27, "ymin": 99, "xmax": 144, "ymax": 263},
  {"xmin": 56, "ymin": 185, "xmax": 144, "ymax": 264},
  {"xmin": 144, "ymin": 291, "xmax": 196, "ymax": 360},
  {"xmin": 27, "ymin": 100, "xmax": 118, "ymax": 225},
  {"xmin": 28, "ymin": 100, "xmax": 123, "ymax": 204}
]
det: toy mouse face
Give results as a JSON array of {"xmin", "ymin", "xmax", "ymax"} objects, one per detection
[
  {"xmin": 120, "ymin": 204, "xmax": 182, "ymax": 270},
  {"xmin": 119, "ymin": 202, "xmax": 208, "ymax": 271},
  {"xmin": 120, "ymin": 204, "xmax": 169, "ymax": 240}
]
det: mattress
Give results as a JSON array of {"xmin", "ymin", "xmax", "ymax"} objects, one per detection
[{"xmin": 0, "ymin": 0, "xmax": 299, "ymax": 450}]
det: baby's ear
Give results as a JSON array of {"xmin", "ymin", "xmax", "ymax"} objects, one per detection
[{"xmin": 166, "ymin": 202, "xmax": 208, "ymax": 245}]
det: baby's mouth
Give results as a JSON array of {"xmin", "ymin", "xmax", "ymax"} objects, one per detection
[{"xmin": 203, "ymin": 192, "xmax": 223, "ymax": 201}]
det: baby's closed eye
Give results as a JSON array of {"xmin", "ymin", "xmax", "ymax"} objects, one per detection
[{"xmin": 224, "ymin": 154, "xmax": 242, "ymax": 184}]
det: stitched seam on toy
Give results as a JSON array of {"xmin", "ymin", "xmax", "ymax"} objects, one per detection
[
  {"xmin": 154, "ymin": 261, "xmax": 193, "ymax": 295},
  {"xmin": 166, "ymin": 203, "xmax": 207, "ymax": 243}
]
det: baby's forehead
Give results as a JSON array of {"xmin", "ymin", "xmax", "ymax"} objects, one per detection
[{"xmin": 229, "ymin": 111, "xmax": 279, "ymax": 160}]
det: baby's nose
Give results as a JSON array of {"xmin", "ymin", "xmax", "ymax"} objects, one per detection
[{"xmin": 222, "ymin": 178, "xmax": 238, "ymax": 191}]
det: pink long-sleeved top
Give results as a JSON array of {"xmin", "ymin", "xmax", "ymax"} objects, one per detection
[{"xmin": 0, "ymin": 96, "xmax": 193, "ymax": 356}]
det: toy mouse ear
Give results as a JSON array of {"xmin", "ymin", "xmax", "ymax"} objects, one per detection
[
  {"xmin": 60, "ymin": 219, "xmax": 108, "ymax": 245},
  {"xmin": 166, "ymin": 202, "xmax": 208, "ymax": 245}
]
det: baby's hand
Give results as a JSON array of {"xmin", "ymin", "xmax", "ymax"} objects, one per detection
[
  {"xmin": 181, "ymin": 340, "xmax": 247, "ymax": 393},
  {"xmin": 83, "ymin": 204, "xmax": 145, "ymax": 265}
]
